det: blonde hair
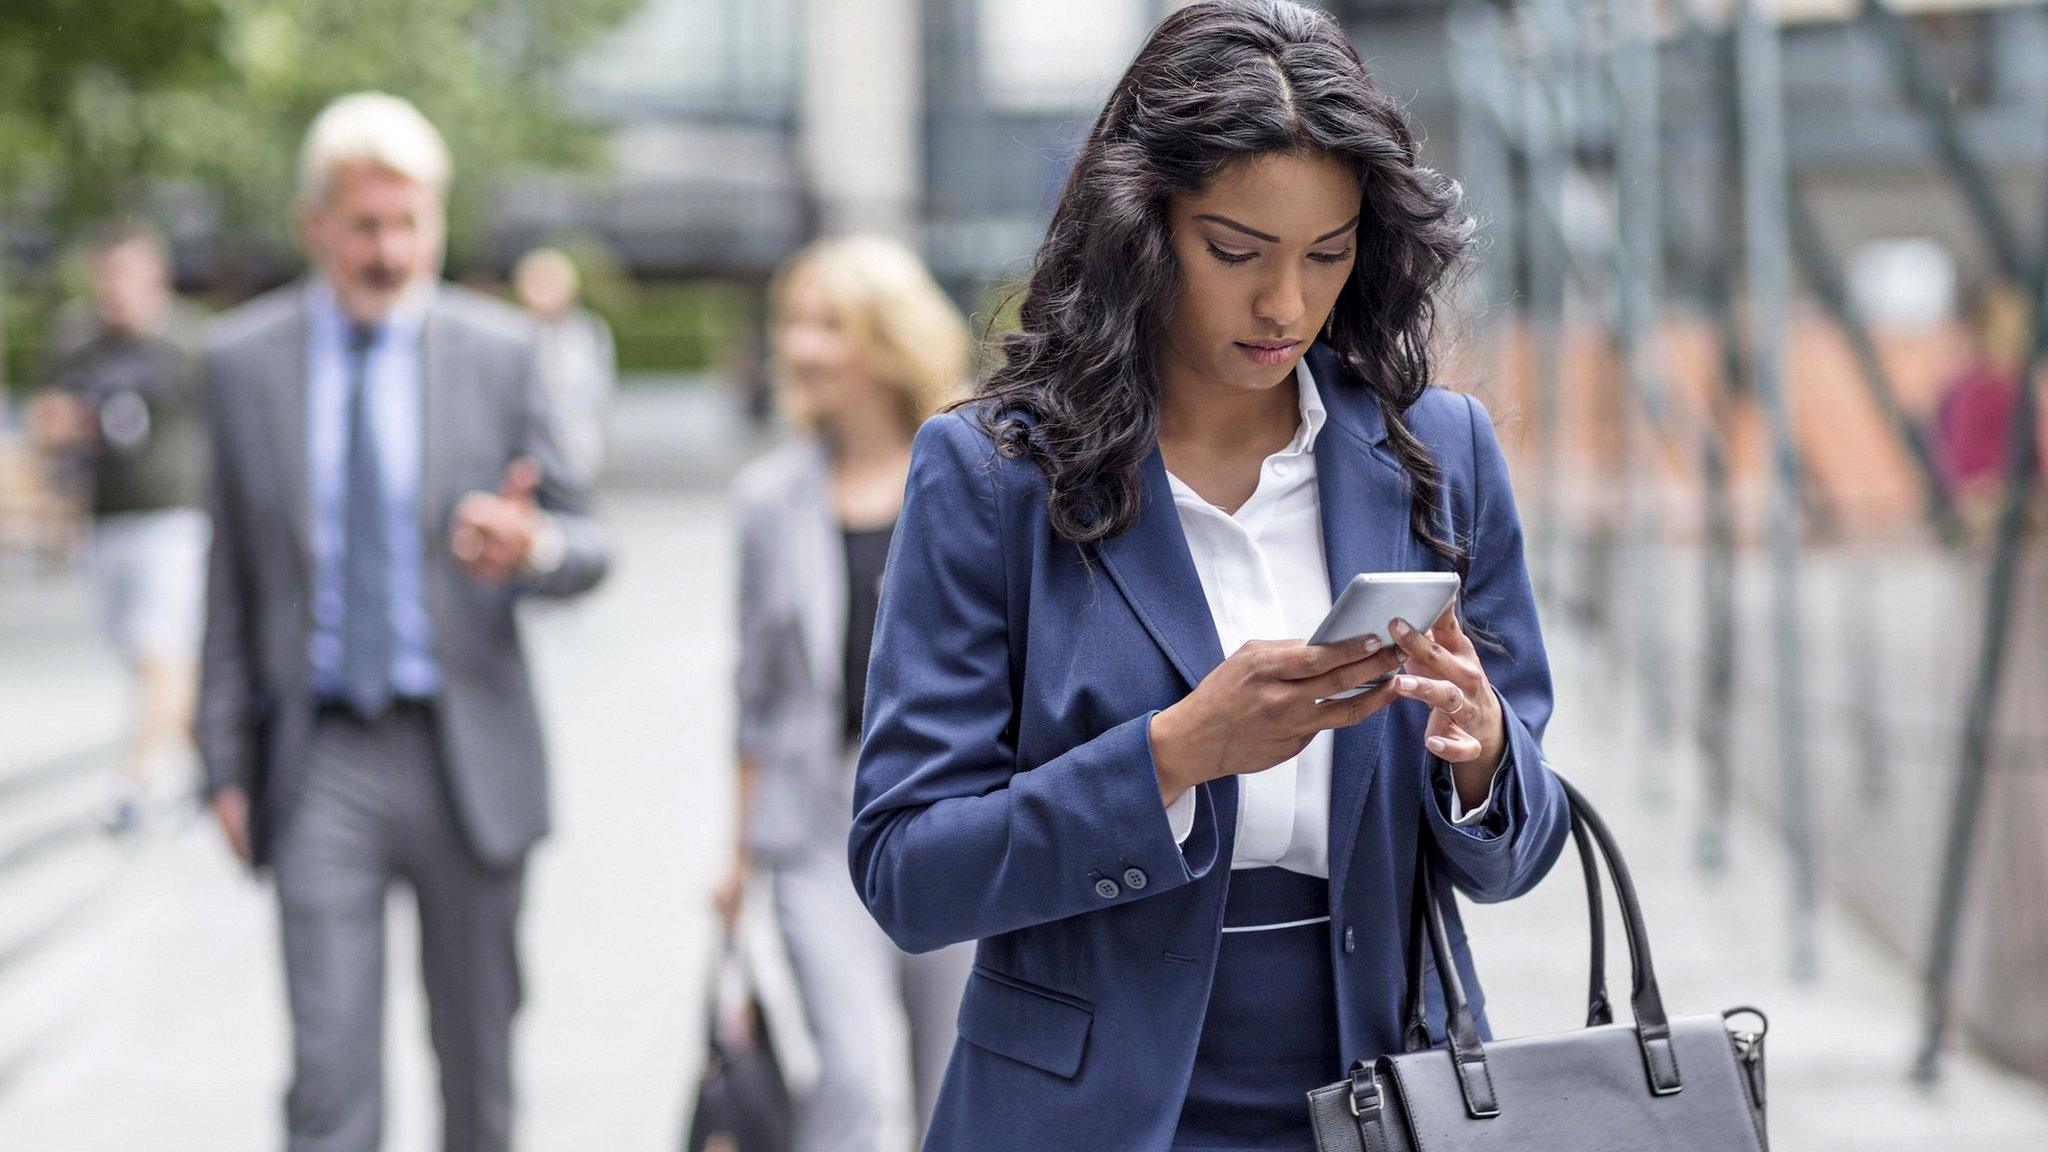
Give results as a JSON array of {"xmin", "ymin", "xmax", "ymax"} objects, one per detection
[
  {"xmin": 769, "ymin": 236, "xmax": 970, "ymax": 435},
  {"xmin": 297, "ymin": 92, "xmax": 452, "ymax": 205}
]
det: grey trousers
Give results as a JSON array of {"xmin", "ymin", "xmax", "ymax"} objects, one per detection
[
  {"xmin": 771, "ymin": 850, "xmax": 974, "ymax": 1152},
  {"xmin": 272, "ymin": 704, "xmax": 525, "ymax": 1152}
]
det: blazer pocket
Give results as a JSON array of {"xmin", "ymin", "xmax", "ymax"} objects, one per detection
[{"xmin": 956, "ymin": 966, "xmax": 1095, "ymax": 1080}]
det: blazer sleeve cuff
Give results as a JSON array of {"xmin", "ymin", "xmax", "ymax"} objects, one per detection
[
  {"xmin": 984, "ymin": 710, "xmax": 1216, "ymax": 912},
  {"xmin": 1423, "ymin": 687, "xmax": 1570, "ymax": 901},
  {"xmin": 1440, "ymin": 750, "xmax": 1510, "ymax": 831},
  {"xmin": 1129, "ymin": 711, "xmax": 1220, "ymax": 883}
]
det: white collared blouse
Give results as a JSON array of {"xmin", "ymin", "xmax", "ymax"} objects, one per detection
[{"xmin": 1161, "ymin": 359, "xmax": 1492, "ymax": 878}]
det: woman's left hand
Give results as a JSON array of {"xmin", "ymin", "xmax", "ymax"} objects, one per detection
[{"xmin": 1388, "ymin": 604, "xmax": 1506, "ymax": 806}]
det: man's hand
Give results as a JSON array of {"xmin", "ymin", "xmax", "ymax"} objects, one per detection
[
  {"xmin": 211, "ymin": 786, "xmax": 252, "ymax": 863},
  {"xmin": 26, "ymin": 391, "xmax": 96, "ymax": 450},
  {"xmin": 451, "ymin": 458, "xmax": 543, "ymax": 582}
]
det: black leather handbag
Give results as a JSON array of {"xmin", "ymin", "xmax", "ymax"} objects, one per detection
[
  {"xmin": 683, "ymin": 936, "xmax": 795, "ymax": 1152},
  {"xmin": 1308, "ymin": 779, "xmax": 1771, "ymax": 1152}
]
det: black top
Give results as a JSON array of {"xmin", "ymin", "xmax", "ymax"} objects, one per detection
[
  {"xmin": 51, "ymin": 327, "xmax": 207, "ymax": 517},
  {"xmin": 841, "ymin": 520, "xmax": 897, "ymax": 747}
]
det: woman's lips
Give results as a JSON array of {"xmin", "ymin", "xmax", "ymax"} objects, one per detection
[{"xmin": 1234, "ymin": 340, "xmax": 1299, "ymax": 367}]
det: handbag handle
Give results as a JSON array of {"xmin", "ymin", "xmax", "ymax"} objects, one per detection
[
  {"xmin": 1402, "ymin": 804, "xmax": 1612, "ymax": 1049},
  {"xmin": 1574, "ymin": 806, "xmax": 1616, "ymax": 1027},
  {"xmin": 1560, "ymin": 777, "xmax": 1679, "ymax": 1092},
  {"xmin": 1401, "ymin": 778, "xmax": 1683, "ymax": 1119}
]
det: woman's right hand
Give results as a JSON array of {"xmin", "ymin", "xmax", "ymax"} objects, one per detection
[{"xmin": 1148, "ymin": 633, "xmax": 1402, "ymax": 804}]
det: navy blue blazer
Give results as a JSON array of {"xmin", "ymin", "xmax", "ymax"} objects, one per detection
[{"xmin": 849, "ymin": 343, "xmax": 1570, "ymax": 1152}]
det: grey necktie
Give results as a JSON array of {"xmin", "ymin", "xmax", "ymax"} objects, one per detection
[{"xmin": 339, "ymin": 321, "xmax": 393, "ymax": 717}]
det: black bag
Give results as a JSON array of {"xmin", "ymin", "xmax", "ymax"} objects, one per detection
[
  {"xmin": 683, "ymin": 939, "xmax": 795, "ymax": 1152},
  {"xmin": 1308, "ymin": 779, "xmax": 1771, "ymax": 1152}
]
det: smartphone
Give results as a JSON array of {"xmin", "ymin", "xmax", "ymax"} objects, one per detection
[{"xmin": 1308, "ymin": 571, "xmax": 1462, "ymax": 702}]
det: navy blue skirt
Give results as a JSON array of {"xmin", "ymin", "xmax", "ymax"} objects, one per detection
[{"xmin": 1172, "ymin": 867, "xmax": 1341, "ymax": 1152}]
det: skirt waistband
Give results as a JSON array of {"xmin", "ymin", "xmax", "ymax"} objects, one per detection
[{"xmin": 1221, "ymin": 866, "xmax": 1330, "ymax": 932}]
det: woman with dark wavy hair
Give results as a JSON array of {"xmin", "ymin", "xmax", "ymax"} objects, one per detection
[{"xmin": 849, "ymin": 3, "xmax": 1570, "ymax": 1149}]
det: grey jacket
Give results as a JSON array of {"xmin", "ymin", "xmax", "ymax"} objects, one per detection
[
  {"xmin": 198, "ymin": 281, "xmax": 610, "ymax": 868},
  {"xmin": 732, "ymin": 439, "xmax": 857, "ymax": 865}
]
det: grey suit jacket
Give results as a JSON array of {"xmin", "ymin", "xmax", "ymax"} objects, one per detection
[
  {"xmin": 198, "ymin": 281, "xmax": 610, "ymax": 868},
  {"xmin": 731, "ymin": 438, "xmax": 858, "ymax": 865}
]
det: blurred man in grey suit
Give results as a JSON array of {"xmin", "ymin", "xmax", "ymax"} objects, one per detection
[{"xmin": 197, "ymin": 92, "xmax": 610, "ymax": 1152}]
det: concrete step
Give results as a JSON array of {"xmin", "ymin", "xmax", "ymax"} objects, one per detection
[
  {"xmin": 0, "ymin": 809, "xmax": 129, "ymax": 1100},
  {"xmin": 0, "ymin": 819, "xmax": 122, "ymax": 967},
  {"xmin": 0, "ymin": 752, "xmax": 113, "ymax": 879}
]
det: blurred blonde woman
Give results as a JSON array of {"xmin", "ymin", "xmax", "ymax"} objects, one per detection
[{"xmin": 717, "ymin": 236, "xmax": 975, "ymax": 1152}]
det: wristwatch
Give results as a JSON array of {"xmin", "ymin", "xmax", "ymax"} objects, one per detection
[{"xmin": 522, "ymin": 512, "xmax": 568, "ymax": 577}]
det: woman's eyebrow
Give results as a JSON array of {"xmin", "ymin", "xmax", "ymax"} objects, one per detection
[
  {"xmin": 1315, "ymin": 215, "xmax": 1361, "ymax": 243},
  {"xmin": 1194, "ymin": 214, "xmax": 1278, "ymax": 243},
  {"xmin": 1194, "ymin": 213, "xmax": 1361, "ymax": 245}
]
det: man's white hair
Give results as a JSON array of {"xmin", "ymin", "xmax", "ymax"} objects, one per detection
[{"xmin": 297, "ymin": 92, "xmax": 452, "ymax": 205}]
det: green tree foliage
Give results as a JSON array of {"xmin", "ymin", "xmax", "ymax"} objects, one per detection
[
  {"xmin": 0, "ymin": 0, "xmax": 638, "ymax": 256},
  {"xmin": 0, "ymin": 0, "xmax": 230, "ymax": 212}
]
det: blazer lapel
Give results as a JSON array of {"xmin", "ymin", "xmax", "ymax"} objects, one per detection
[
  {"xmin": 791, "ymin": 444, "xmax": 847, "ymax": 695},
  {"xmin": 419, "ymin": 303, "xmax": 456, "ymax": 550},
  {"xmin": 1094, "ymin": 444, "xmax": 1240, "ymax": 856},
  {"xmin": 263, "ymin": 294, "xmax": 314, "ymax": 571},
  {"xmin": 1093, "ymin": 444, "xmax": 1226, "ymax": 691},
  {"xmin": 1312, "ymin": 353, "xmax": 1415, "ymax": 902}
]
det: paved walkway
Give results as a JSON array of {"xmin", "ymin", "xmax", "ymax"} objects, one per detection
[
  {"xmin": 0, "ymin": 490, "xmax": 736, "ymax": 1151},
  {"xmin": 1468, "ymin": 630, "xmax": 2048, "ymax": 1152},
  {"xmin": 3, "ymin": 413, "xmax": 2047, "ymax": 1148}
]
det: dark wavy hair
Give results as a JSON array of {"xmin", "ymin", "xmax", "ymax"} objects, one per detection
[{"xmin": 967, "ymin": 0, "xmax": 1475, "ymax": 567}]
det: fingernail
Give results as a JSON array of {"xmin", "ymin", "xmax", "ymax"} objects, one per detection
[
  {"xmin": 1426, "ymin": 736, "xmax": 1446, "ymax": 752},
  {"xmin": 1391, "ymin": 618, "xmax": 1411, "ymax": 637},
  {"xmin": 1397, "ymin": 675, "xmax": 1417, "ymax": 692},
  {"xmin": 1362, "ymin": 636, "xmax": 1382, "ymax": 655}
]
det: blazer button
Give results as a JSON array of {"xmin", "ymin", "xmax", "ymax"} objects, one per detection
[
  {"xmin": 1343, "ymin": 926, "xmax": 1357, "ymax": 954},
  {"xmin": 1122, "ymin": 867, "xmax": 1149, "ymax": 891},
  {"xmin": 1095, "ymin": 878, "xmax": 1122, "ymax": 900}
]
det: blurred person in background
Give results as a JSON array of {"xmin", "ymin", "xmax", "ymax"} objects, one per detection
[
  {"xmin": 198, "ymin": 91, "xmax": 609, "ymax": 1152},
  {"xmin": 27, "ymin": 221, "xmax": 210, "ymax": 832},
  {"xmin": 1934, "ymin": 282, "xmax": 2042, "ymax": 527},
  {"xmin": 716, "ymin": 235, "xmax": 975, "ymax": 1152},
  {"xmin": 512, "ymin": 246, "xmax": 615, "ymax": 487}
]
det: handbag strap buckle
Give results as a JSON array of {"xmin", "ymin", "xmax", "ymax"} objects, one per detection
[{"xmin": 1346, "ymin": 1061, "xmax": 1379, "ymax": 1118}]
